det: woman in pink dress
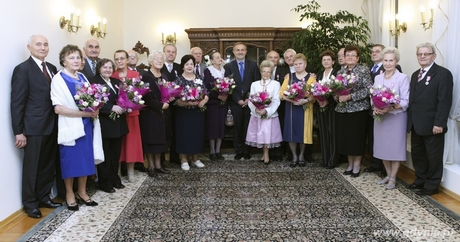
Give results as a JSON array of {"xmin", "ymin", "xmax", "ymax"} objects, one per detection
[
  {"xmin": 245, "ymin": 60, "xmax": 282, "ymax": 164},
  {"xmin": 112, "ymin": 50, "xmax": 144, "ymax": 183}
]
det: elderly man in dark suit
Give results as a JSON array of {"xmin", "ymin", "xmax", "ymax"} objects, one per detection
[
  {"xmin": 191, "ymin": 47, "xmax": 207, "ymax": 78},
  {"xmin": 225, "ymin": 42, "xmax": 261, "ymax": 160},
  {"xmin": 406, "ymin": 42, "xmax": 453, "ymax": 196},
  {"xmin": 81, "ymin": 38, "xmax": 101, "ymax": 78},
  {"xmin": 10, "ymin": 35, "xmax": 62, "ymax": 218}
]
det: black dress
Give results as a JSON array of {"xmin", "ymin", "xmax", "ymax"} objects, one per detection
[
  {"xmin": 139, "ymin": 70, "xmax": 171, "ymax": 153},
  {"xmin": 203, "ymin": 67, "xmax": 227, "ymax": 139},
  {"xmin": 315, "ymin": 69, "xmax": 339, "ymax": 167},
  {"xmin": 175, "ymin": 75, "xmax": 206, "ymax": 154}
]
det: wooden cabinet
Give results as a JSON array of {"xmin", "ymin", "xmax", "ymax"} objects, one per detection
[{"xmin": 184, "ymin": 27, "xmax": 302, "ymax": 63}]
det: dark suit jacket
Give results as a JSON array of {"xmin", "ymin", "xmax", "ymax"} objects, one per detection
[
  {"xmin": 224, "ymin": 59, "xmax": 261, "ymax": 104},
  {"xmin": 89, "ymin": 75, "xmax": 129, "ymax": 139},
  {"xmin": 81, "ymin": 58, "xmax": 100, "ymax": 79},
  {"xmin": 161, "ymin": 62, "xmax": 182, "ymax": 82},
  {"xmin": 11, "ymin": 57, "xmax": 57, "ymax": 136},
  {"xmin": 273, "ymin": 65, "xmax": 290, "ymax": 83},
  {"xmin": 407, "ymin": 63, "xmax": 453, "ymax": 135}
]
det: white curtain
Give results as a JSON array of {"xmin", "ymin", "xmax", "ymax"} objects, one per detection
[
  {"xmin": 361, "ymin": 0, "xmax": 395, "ymax": 46},
  {"xmin": 433, "ymin": 0, "xmax": 460, "ymax": 165}
]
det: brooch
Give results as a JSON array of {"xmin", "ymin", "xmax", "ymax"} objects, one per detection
[{"xmin": 425, "ymin": 76, "xmax": 431, "ymax": 85}]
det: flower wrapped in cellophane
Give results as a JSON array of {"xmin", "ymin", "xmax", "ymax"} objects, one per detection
[
  {"xmin": 180, "ymin": 84, "xmax": 207, "ymax": 111},
  {"xmin": 212, "ymin": 77, "xmax": 236, "ymax": 105},
  {"xmin": 310, "ymin": 79, "xmax": 333, "ymax": 112},
  {"xmin": 369, "ymin": 85, "xmax": 400, "ymax": 122},
  {"xmin": 330, "ymin": 73, "xmax": 356, "ymax": 106},
  {"xmin": 74, "ymin": 82, "xmax": 110, "ymax": 112},
  {"xmin": 109, "ymin": 77, "xmax": 149, "ymax": 120},
  {"xmin": 249, "ymin": 91, "xmax": 272, "ymax": 118},
  {"xmin": 158, "ymin": 79, "xmax": 184, "ymax": 103}
]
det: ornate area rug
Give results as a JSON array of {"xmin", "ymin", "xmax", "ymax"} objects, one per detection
[{"xmin": 21, "ymin": 155, "xmax": 460, "ymax": 241}]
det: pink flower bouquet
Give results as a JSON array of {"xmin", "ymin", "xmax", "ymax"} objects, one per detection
[
  {"xmin": 283, "ymin": 80, "xmax": 310, "ymax": 110},
  {"xmin": 310, "ymin": 80, "xmax": 333, "ymax": 112},
  {"xmin": 180, "ymin": 85, "xmax": 207, "ymax": 111},
  {"xmin": 109, "ymin": 77, "xmax": 149, "ymax": 119},
  {"xmin": 212, "ymin": 77, "xmax": 236, "ymax": 105},
  {"xmin": 74, "ymin": 82, "xmax": 110, "ymax": 112},
  {"xmin": 370, "ymin": 85, "xmax": 400, "ymax": 122},
  {"xmin": 249, "ymin": 91, "xmax": 272, "ymax": 118},
  {"xmin": 158, "ymin": 79, "xmax": 183, "ymax": 103},
  {"xmin": 330, "ymin": 73, "xmax": 356, "ymax": 106}
]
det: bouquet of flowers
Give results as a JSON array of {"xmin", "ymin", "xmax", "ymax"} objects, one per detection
[
  {"xmin": 330, "ymin": 73, "xmax": 356, "ymax": 106},
  {"xmin": 282, "ymin": 80, "xmax": 310, "ymax": 110},
  {"xmin": 158, "ymin": 79, "xmax": 183, "ymax": 103},
  {"xmin": 74, "ymin": 82, "xmax": 110, "ymax": 112},
  {"xmin": 310, "ymin": 80, "xmax": 333, "ymax": 112},
  {"xmin": 110, "ymin": 77, "xmax": 149, "ymax": 120},
  {"xmin": 212, "ymin": 77, "xmax": 236, "ymax": 105},
  {"xmin": 180, "ymin": 85, "xmax": 207, "ymax": 111},
  {"xmin": 369, "ymin": 85, "xmax": 400, "ymax": 122},
  {"xmin": 249, "ymin": 91, "xmax": 272, "ymax": 118}
]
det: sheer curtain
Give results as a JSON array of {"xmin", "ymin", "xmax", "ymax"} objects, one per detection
[
  {"xmin": 433, "ymin": 0, "xmax": 460, "ymax": 165},
  {"xmin": 361, "ymin": 0, "xmax": 395, "ymax": 47}
]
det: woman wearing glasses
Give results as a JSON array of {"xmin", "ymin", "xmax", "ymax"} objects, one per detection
[{"xmin": 335, "ymin": 45, "xmax": 372, "ymax": 177}]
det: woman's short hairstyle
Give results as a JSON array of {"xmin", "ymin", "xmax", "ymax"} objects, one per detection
[
  {"xmin": 59, "ymin": 44, "xmax": 82, "ymax": 67},
  {"xmin": 381, "ymin": 47, "xmax": 401, "ymax": 61},
  {"xmin": 319, "ymin": 50, "xmax": 336, "ymax": 61},
  {"xmin": 180, "ymin": 54, "xmax": 196, "ymax": 70},
  {"xmin": 210, "ymin": 51, "xmax": 220, "ymax": 60},
  {"xmin": 95, "ymin": 58, "xmax": 115, "ymax": 75},
  {"xmin": 293, "ymin": 53, "xmax": 307, "ymax": 63},
  {"xmin": 148, "ymin": 51, "xmax": 166, "ymax": 65},
  {"xmin": 344, "ymin": 45, "xmax": 360, "ymax": 57},
  {"xmin": 259, "ymin": 60, "xmax": 274, "ymax": 71}
]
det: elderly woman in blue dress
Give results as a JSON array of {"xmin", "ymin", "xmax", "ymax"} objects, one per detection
[
  {"xmin": 246, "ymin": 60, "xmax": 282, "ymax": 164},
  {"xmin": 373, "ymin": 47, "xmax": 410, "ymax": 189},
  {"xmin": 51, "ymin": 44, "xmax": 101, "ymax": 210}
]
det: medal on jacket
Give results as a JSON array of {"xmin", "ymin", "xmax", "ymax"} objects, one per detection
[{"xmin": 425, "ymin": 76, "xmax": 431, "ymax": 85}]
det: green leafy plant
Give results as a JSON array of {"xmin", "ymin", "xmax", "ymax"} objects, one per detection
[{"xmin": 286, "ymin": 0, "xmax": 372, "ymax": 72}]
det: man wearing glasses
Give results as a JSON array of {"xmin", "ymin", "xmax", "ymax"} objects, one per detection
[{"xmin": 406, "ymin": 42, "xmax": 453, "ymax": 196}]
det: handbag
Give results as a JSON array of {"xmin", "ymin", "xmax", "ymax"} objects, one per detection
[{"xmin": 225, "ymin": 109, "xmax": 234, "ymax": 126}]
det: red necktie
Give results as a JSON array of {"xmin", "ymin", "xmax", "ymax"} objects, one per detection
[{"xmin": 41, "ymin": 62, "xmax": 51, "ymax": 83}]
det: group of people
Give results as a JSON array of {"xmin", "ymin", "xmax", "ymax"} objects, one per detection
[{"xmin": 11, "ymin": 34, "xmax": 453, "ymax": 217}]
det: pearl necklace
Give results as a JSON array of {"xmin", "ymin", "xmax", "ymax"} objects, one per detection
[
  {"xmin": 260, "ymin": 79, "xmax": 271, "ymax": 86},
  {"xmin": 384, "ymin": 71, "xmax": 395, "ymax": 80}
]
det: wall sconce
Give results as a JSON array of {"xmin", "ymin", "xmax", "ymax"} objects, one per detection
[
  {"xmin": 162, "ymin": 32, "xmax": 177, "ymax": 45},
  {"xmin": 389, "ymin": 14, "xmax": 407, "ymax": 36},
  {"xmin": 59, "ymin": 7, "xmax": 81, "ymax": 34},
  {"xmin": 420, "ymin": 4, "xmax": 434, "ymax": 30},
  {"xmin": 90, "ymin": 17, "xmax": 108, "ymax": 39}
]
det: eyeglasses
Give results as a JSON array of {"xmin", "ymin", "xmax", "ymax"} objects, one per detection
[
  {"xmin": 345, "ymin": 54, "xmax": 357, "ymax": 58},
  {"xmin": 416, "ymin": 53, "xmax": 433, "ymax": 57}
]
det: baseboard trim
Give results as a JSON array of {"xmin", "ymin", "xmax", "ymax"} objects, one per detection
[
  {"xmin": 400, "ymin": 164, "xmax": 460, "ymax": 201},
  {"xmin": 0, "ymin": 209, "xmax": 24, "ymax": 231}
]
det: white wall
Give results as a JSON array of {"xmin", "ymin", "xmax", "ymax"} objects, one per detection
[{"xmin": 0, "ymin": 0, "xmax": 124, "ymax": 221}]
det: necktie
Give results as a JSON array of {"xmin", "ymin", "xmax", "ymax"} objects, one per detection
[
  {"xmin": 41, "ymin": 62, "xmax": 51, "ymax": 83},
  {"xmin": 371, "ymin": 64, "xmax": 379, "ymax": 74},
  {"xmin": 195, "ymin": 64, "xmax": 200, "ymax": 76},
  {"xmin": 91, "ymin": 60, "xmax": 97, "ymax": 75},
  {"xmin": 168, "ymin": 64, "xmax": 172, "ymax": 72},
  {"xmin": 417, "ymin": 69, "xmax": 426, "ymax": 82},
  {"xmin": 238, "ymin": 62, "xmax": 244, "ymax": 81}
]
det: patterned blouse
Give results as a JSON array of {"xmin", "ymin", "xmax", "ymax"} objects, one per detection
[
  {"xmin": 335, "ymin": 64, "xmax": 372, "ymax": 113},
  {"xmin": 175, "ymin": 74, "xmax": 207, "ymax": 109}
]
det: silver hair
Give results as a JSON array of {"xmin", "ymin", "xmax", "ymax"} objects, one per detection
[
  {"xmin": 260, "ymin": 60, "xmax": 274, "ymax": 71},
  {"xmin": 283, "ymin": 48, "xmax": 296, "ymax": 57},
  {"xmin": 416, "ymin": 42, "xmax": 436, "ymax": 55},
  {"xmin": 148, "ymin": 50, "xmax": 166, "ymax": 65},
  {"xmin": 381, "ymin": 47, "xmax": 401, "ymax": 61}
]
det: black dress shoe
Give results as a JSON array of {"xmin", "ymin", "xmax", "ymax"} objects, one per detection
[
  {"xmin": 76, "ymin": 193, "xmax": 98, "ymax": 206},
  {"xmin": 155, "ymin": 168, "xmax": 171, "ymax": 174},
  {"xmin": 217, "ymin": 153, "xmax": 224, "ymax": 160},
  {"xmin": 234, "ymin": 154, "xmax": 243, "ymax": 160},
  {"xmin": 209, "ymin": 153, "xmax": 218, "ymax": 161},
  {"xmin": 416, "ymin": 189, "xmax": 439, "ymax": 196},
  {"xmin": 351, "ymin": 170, "xmax": 361, "ymax": 177},
  {"xmin": 148, "ymin": 168, "xmax": 156, "ymax": 177},
  {"xmin": 243, "ymin": 154, "xmax": 251, "ymax": 160},
  {"xmin": 102, "ymin": 188, "xmax": 116, "ymax": 193},
  {"xmin": 343, "ymin": 169, "xmax": 353, "ymax": 175},
  {"xmin": 298, "ymin": 160, "xmax": 306, "ymax": 167},
  {"xmin": 26, "ymin": 208, "xmax": 42, "ymax": 218},
  {"xmin": 113, "ymin": 184, "xmax": 125, "ymax": 189},
  {"xmin": 66, "ymin": 202, "xmax": 79, "ymax": 211},
  {"xmin": 39, "ymin": 200, "xmax": 62, "ymax": 208},
  {"xmin": 364, "ymin": 167, "xmax": 383, "ymax": 173},
  {"xmin": 289, "ymin": 161, "xmax": 298, "ymax": 168},
  {"xmin": 406, "ymin": 183, "xmax": 424, "ymax": 189}
]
